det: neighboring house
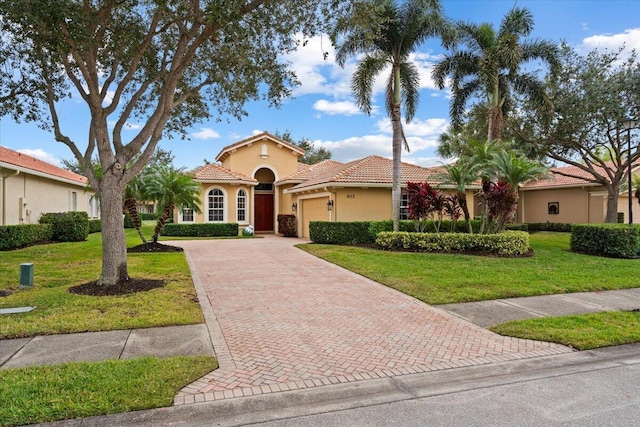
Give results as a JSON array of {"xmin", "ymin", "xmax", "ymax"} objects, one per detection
[
  {"xmin": 180, "ymin": 132, "xmax": 480, "ymax": 238},
  {"xmin": 517, "ymin": 163, "xmax": 640, "ymax": 224},
  {"xmin": 0, "ymin": 146, "xmax": 97, "ymax": 225}
]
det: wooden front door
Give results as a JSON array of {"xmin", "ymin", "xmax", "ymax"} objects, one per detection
[{"xmin": 255, "ymin": 194, "xmax": 274, "ymax": 232}]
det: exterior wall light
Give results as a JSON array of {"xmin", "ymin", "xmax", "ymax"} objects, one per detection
[
  {"xmin": 291, "ymin": 202, "xmax": 297, "ymax": 212},
  {"xmin": 327, "ymin": 200, "xmax": 334, "ymax": 211}
]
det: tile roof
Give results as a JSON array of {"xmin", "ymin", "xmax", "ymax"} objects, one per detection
[
  {"xmin": 522, "ymin": 164, "xmax": 604, "ymax": 189},
  {"xmin": 0, "ymin": 145, "xmax": 88, "ymax": 185},
  {"xmin": 286, "ymin": 156, "xmax": 455, "ymax": 192},
  {"xmin": 215, "ymin": 131, "xmax": 305, "ymax": 162},
  {"xmin": 277, "ymin": 160, "xmax": 345, "ymax": 184},
  {"xmin": 192, "ymin": 163, "xmax": 257, "ymax": 184}
]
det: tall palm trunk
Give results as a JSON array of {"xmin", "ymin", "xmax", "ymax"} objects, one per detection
[
  {"xmin": 123, "ymin": 197, "xmax": 148, "ymax": 243},
  {"xmin": 391, "ymin": 67, "xmax": 403, "ymax": 233},
  {"xmin": 153, "ymin": 203, "xmax": 174, "ymax": 243}
]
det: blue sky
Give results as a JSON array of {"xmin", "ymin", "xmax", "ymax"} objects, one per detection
[{"xmin": 1, "ymin": 0, "xmax": 639, "ymax": 171}]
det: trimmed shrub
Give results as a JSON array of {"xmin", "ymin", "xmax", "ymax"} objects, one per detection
[
  {"xmin": 369, "ymin": 219, "xmax": 482, "ymax": 238},
  {"xmin": 570, "ymin": 224, "xmax": 640, "ymax": 258},
  {"xmin": 618, "ymin": 212, "xmax": 625, "ymax": 224},
  {"xmin": 0, "ymin": 224, "xmax": 53, "ymax": 250},
  {"xmin": 277, "ymin": 214, "xmax": 297, "ymax": 237},
  {"xmin": 376, "ymin": 230, "xmax": 530, "ymax": 256},
  {"xmin": 161, "ymin": 223, "xmax": 238, "ymax": 237},
  {"xmin": 39, "ymin": 212, "xmax": 89, "ymax": 242},
  {"xmin": 140, "ymin": 213, "xmax": 159, "ymax": 221},
  {"xmin": 527, "ymin": 222, "xmax": 572, "ymax": 232},
  {"xmin": 505, "ymin": 223, "xmax": 529, "ymax": 231},
  {"xmin": 309, "ymin": 221, "xmax": 373, "ymax": 244},
  {"xmin": 89, "ymin": 219, "xmax": 101, "ymax": 234}
]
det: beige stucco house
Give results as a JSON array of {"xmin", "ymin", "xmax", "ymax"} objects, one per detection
[
  {"xmin": 0, "ymin": 146, "xmax": 97, "ymax": 225},
  {"xmin": 180, "ymin": 132, "xmax": 479, "ymax": 238},
  {"xmin": 517, "ymin": 163, "xmax": 640, "ymax": 224}
]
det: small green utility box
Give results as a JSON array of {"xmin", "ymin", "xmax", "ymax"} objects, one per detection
[{"xmin": 20, "ymin": 263, "xmax": 34, "ymax": 287}]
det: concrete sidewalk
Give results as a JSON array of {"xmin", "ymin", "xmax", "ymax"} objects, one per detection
[
  {"xmin": 438, "ymin": 288, "xmax": 640, "ymax": 327},
  {"xmin": 0, "ymin": 324, "xmax": 213, "ymax": 369}
]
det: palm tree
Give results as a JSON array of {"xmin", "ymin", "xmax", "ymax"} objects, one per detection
[
  {"xmin": 432, "ymin": 6, "xmax": 559, "ymax": 143},
  {"xmin": 145, "ymin": 167, "xmax": 202, "ymax": 243},
  {"xmin": 486, "ymin": 150, "xmax": 549, "ymax": 232},
  {"xmin": 333, "ymin": 0, "xmax": 452, "ymax": 232},
  {"xmin": 439, "ymin": 160, "xmax": 480, "ymax": 233}
]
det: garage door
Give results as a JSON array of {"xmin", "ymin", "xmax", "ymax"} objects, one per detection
[{"xmin": 301, "ymin": 197, "xmax": 330, "ymax": 238}]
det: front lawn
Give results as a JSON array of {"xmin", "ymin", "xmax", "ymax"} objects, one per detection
[
  {"xmin": 490, "ymin": 311, "xmax": 640, "ymax": 350},
  {"xmin": 299, "ymin": 232, "xmax": 640, "ymax": 305},
  {"xmin": 0, "ymin": 226, "xmax": 203, "ymax": 339},
  {"xmin": 0, "ymin": 356, "xmax": 217, "ymax": 427}
]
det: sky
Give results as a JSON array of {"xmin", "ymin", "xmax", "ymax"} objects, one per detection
[{"xmin": 1, "ymin": 0, "xmax": 639, "ymax": 171}]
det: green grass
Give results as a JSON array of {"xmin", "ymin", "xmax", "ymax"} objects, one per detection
[
  {"xmin": 0, "ymin": 356, "xmax": 217, "ymax": 427},
  {"xmin": 0, "ymin": 225, "xmax": 203, "ymax": 339},
  {"xmin": 298, "ymin": 232, "xmax": 640, "ymax": 305},
  {"xmin": 490, "ymin": 311, "xmax": 640, "ymax": 350}
]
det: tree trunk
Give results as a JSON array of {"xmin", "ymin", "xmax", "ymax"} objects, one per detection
[
  {"xmin": 98, "ymin": 174, "xmax": 129, "ymax": 286},
  {"xmin": 487, "ymin": 105, "xmax": 503, "ymax": 143},
  {"xmin": 458, "ymin": 191, "xmax": 473, "ymax": 234},
  {"xmin": 605, "ymin": 188, "xmax": 620, "ymax": 223},
  {"xmin": 124, "ymin": 197, "xmax": 147, "ymax": 244},
  {"xmin": 391, "ymin": 105, "xmax": 403, "ymax": 233},
  {"xmin": 391, "ymin": 67, "xmax": 403, "ymax": 233},
  {"xmin": 153, "ymin": 203, "xmax": 174, "ymax": 243}
]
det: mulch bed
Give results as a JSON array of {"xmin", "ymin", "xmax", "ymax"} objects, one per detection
[
  {"xmin": 127, "ymin": 242, "xmax": 183, "ymax": 253},
  {"xmin": 68, "ymin": 278, "xmax": 166, "ymax": 296}
]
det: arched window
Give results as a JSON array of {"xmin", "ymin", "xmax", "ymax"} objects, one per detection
[
  {"xmin": 208, "ymin": 189, "xmax": 224, "ymax": 222},
  {"xmin": 237, "ymin": 189, "xmax": 247, "ymax": 222}
]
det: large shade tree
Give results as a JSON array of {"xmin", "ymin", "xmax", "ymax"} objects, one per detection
[
  {"xmin": 519, "ymin": 46, "xmax": 640, "ymax": 223},
  {"xmin": 432, "ymin": 6, "xmax": 559, "ymax": 143},
  {"xmin": 0, "ymin": 0, "xmax": 344, "ymax": 286},
  {"xmin": 332, "ymin": 0, "xmax": 452, "ymax": 232}
]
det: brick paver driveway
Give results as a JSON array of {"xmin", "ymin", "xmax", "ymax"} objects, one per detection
[{"xmin": 174, "ymin": 236, "xmax": 571, "ymax": 404}]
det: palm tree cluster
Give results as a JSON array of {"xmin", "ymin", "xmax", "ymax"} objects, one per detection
[
  {"xmin": 123, "ymin": 167, "xmax": 201, "ymax": 245},
  {"xmin": 333, "ymin": 1, "xmax": 559, "ymax": 232}
]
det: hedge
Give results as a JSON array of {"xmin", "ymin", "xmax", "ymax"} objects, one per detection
[
  {"xmin": 375, "ymin": 230, "xmax": 530, "ymax": 256},
  {"xmin": 309, "ymin": 221, "xmax": 373, "ymax": 244},
  {"xmin": 369, "ymin": 219, "xmax": 483, "ymax": 237},
  {"xmin": 39, "ymin": 212, "xmax": 89, "ymax": 242},
  {"xmin": 526, "ymin": 222, "xmax": 572, "ymax": 232},
  {"xmin": 0, "ymin": 224, "xmax": 53, "ymax": 250},
  {"xmin": 570, "ymin": 224, "xmax": 640, "ymax": 259},
  {"xmin": 161, "ymin": 223, "xmax": 238, "ymax": 237},
  {"xmin": 140, "ymin": 213, "xmax": 159, "ymax": 221},
  {"xmin": 89, "ymin": 219, "xmax": 101, "ymax": 234}
]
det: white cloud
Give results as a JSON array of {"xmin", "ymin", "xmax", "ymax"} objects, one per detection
[
  {"xmin": 580, "ymin": 28, "xmax": 640, "ymax": 54},
  {"xmin": 313, "ymin": 99, "xmax": 363, "ymax": 116},
  {"xmin": 311, "ymin": 115, "xmax": 448, "ymax": 165},
  {"xmin": 124, "ymin": 122, "xmax": 142, "ymax": 130},
  {"xmin": 191, "ymin": 127, "xmax": 220, "ymax": 139},
  {"xmin": 17, "ymin": 149, "xmax": 61, "ymax": 166}
]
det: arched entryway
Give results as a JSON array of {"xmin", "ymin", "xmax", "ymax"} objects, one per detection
[{"xmin": 254, "ymin": 167, "xmax": 275, "ymax": 232}]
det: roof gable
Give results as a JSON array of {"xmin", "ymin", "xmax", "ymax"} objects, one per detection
[
  {"xmin": 215, "ymin": 131, "xmax": 305, "ymax": 162},
  {"xmin": 0, "ymin": 146, "xmax": 88, "ymax": 186},
  {"xmin": 192, "ymin": 163, "xmax": 257, "ymax": 184}
]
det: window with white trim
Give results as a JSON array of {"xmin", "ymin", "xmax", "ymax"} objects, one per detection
[
  {"xmin": 237, "ymin": 189, "xmax": 247, "ymax": 222},
  {"xmin": 400, "ymin": 192, "xmax": 409, "ymax": 220},
  {"xmin": 208, "ymin": 189, "xmax": 224, "ymax": 222},
  {"xmin": 182, "ymin": 208, "xmax": 195, "ymax": 222}
]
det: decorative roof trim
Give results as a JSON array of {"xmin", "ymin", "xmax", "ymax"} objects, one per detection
[{"xmin": 215, "ymin": 131, "xmax": 305, "ymax": 162}]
